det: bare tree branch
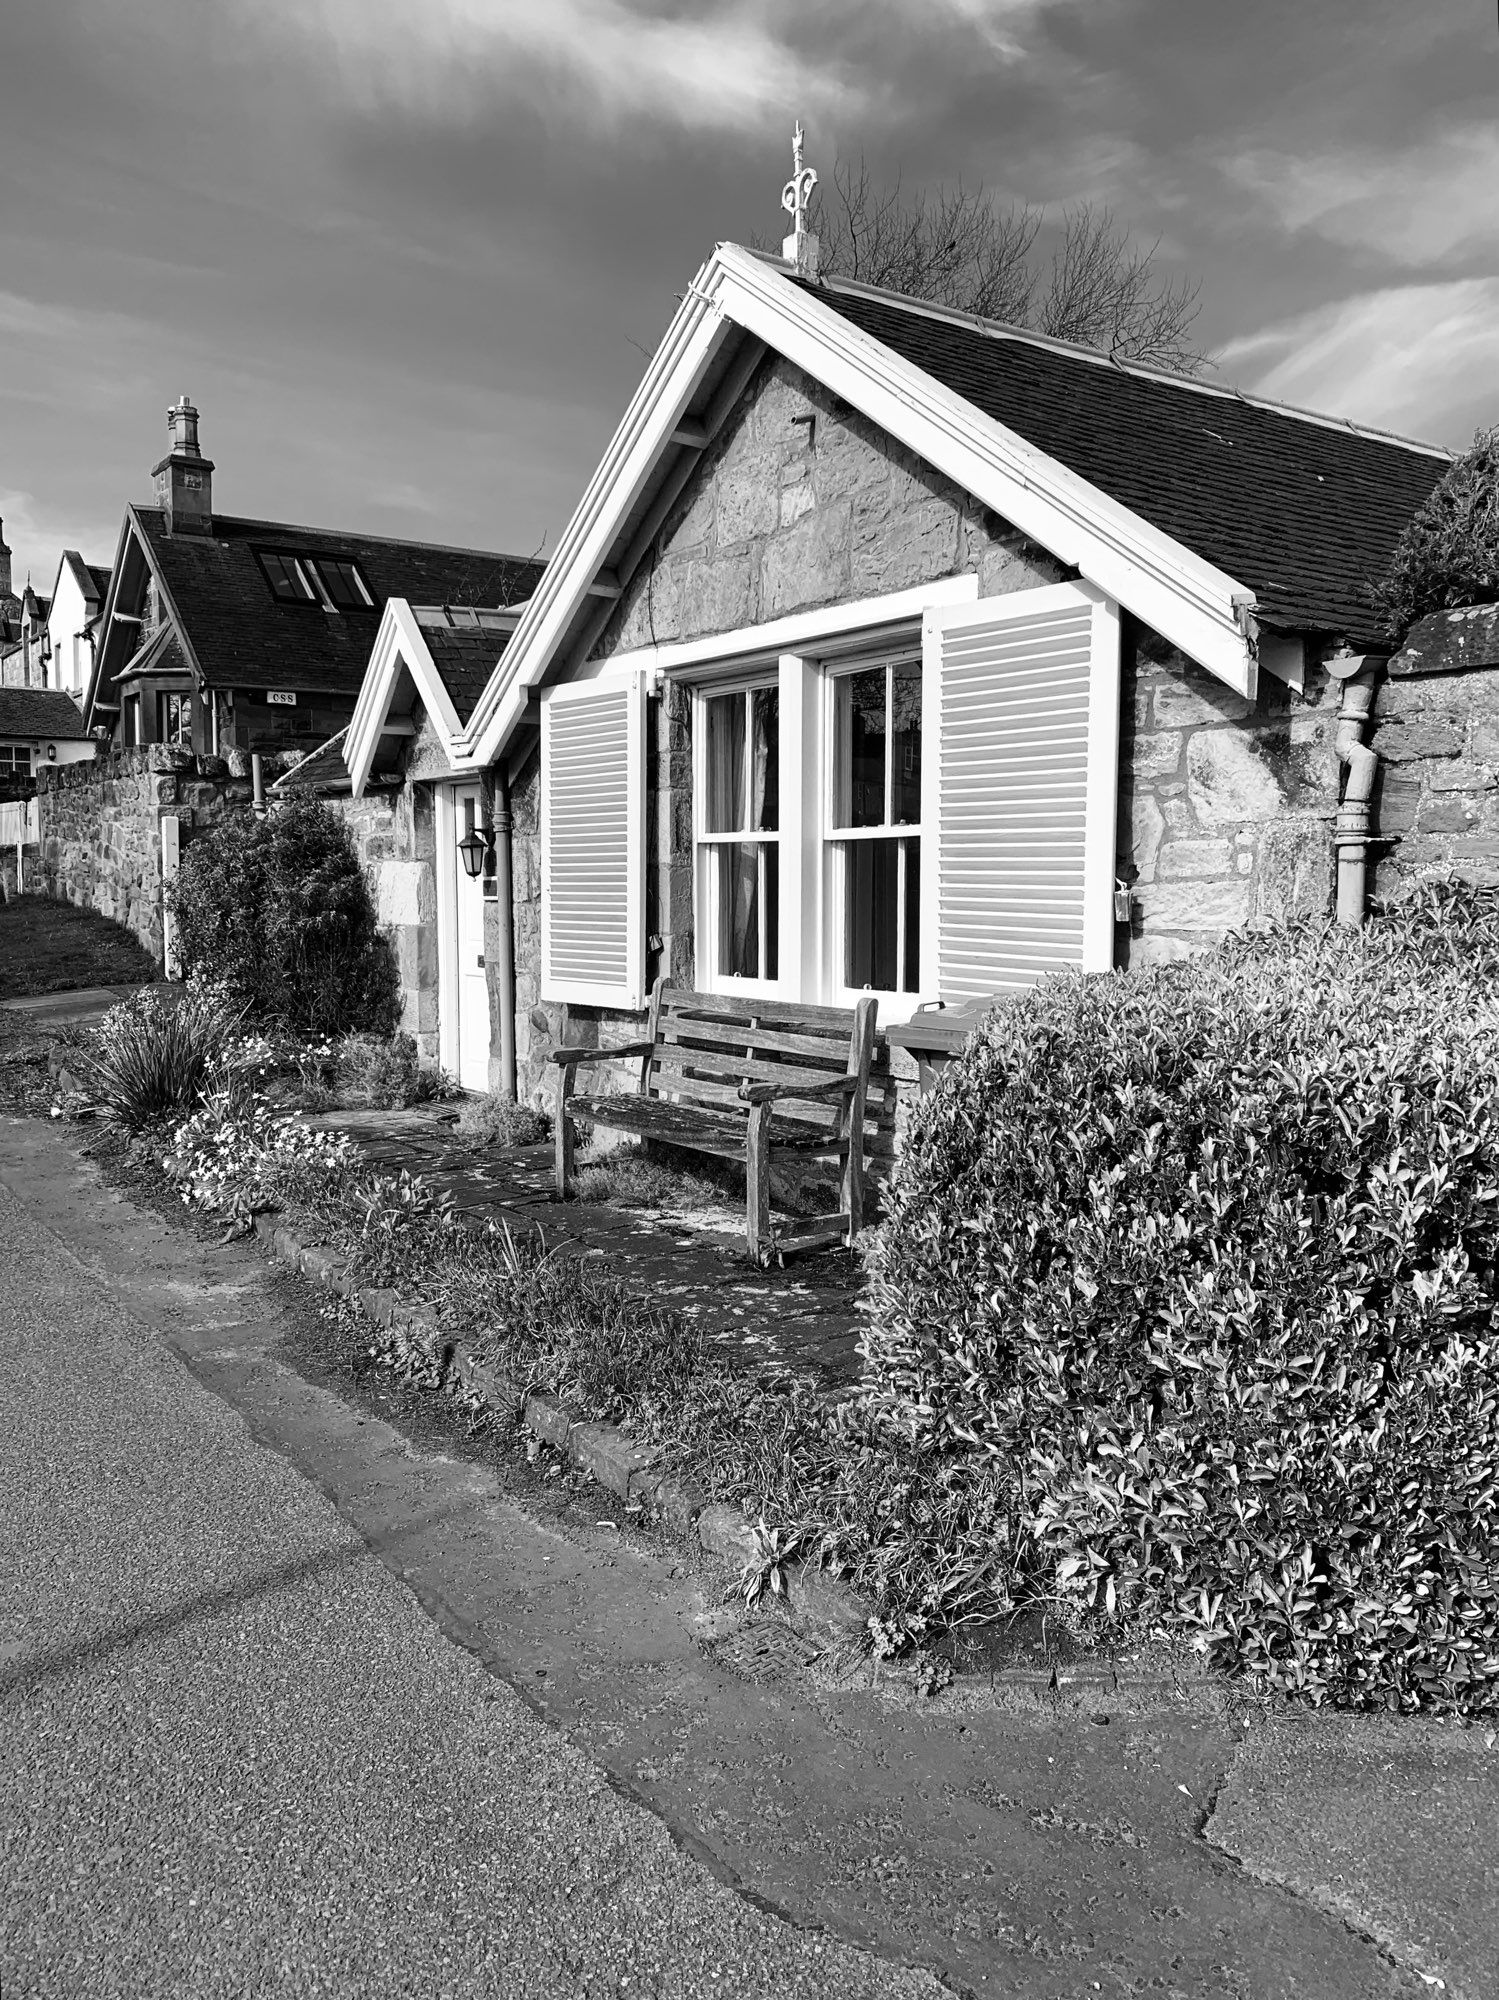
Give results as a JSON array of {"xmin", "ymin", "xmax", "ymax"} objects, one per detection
[{"xmin": 785, "ymin": 156, "xmax": 1203, "ymax": 376}]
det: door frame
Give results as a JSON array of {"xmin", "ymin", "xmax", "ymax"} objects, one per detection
[{"xmin": 434, "ymin": 782, "xmax": 460, "ymax": 1081}]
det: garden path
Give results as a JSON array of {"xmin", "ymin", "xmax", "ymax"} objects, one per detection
[{"xmin": 302, "ymin": 1107, "xmax": 868, "ymax": 1387}]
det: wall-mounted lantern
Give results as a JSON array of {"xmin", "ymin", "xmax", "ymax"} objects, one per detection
[{"xmin": 457, "ymin": 823, "xmax": 490, "ymax": 880}]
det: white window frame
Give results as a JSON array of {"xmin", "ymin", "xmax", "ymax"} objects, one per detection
[
  {"xmin": 821, "ymin": 651, "xmax": 928, "ymax": 1013},
  {"xmin": 691, "ymin": 673, "xmax": 782, "ymax": 997}
]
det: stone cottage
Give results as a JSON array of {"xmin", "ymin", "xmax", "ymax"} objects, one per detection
[{"xmin": 338, "ymin": 231, "xmax": 1451, "ymax": 1117}]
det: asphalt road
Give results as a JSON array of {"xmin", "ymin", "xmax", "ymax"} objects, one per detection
[{"xmin": 0, "ymin": 1174, "xmax": 942, "ymax": 2000}]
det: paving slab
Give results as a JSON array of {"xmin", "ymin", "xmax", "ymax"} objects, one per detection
[
  {"xmin": 1207, "ymin": 1715, "xmax": 1499, "ymax": 1999},
  {"xmin": 303, "ymin": 1109, "xmax": 868, "ymax": 1385},
  {"xmin": 0, "ymin": 982, "xmax": 147, "ymax": 1022}
]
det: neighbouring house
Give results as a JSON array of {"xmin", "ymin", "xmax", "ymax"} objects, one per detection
[
  {"xmin": 0, "ymin": 685, "xmax": 95, "ymax": 793},
  {"xmin": 274, "ymin": 599, "xmax": 523, "ymax": 1085},
  {"xmin": 81, "ymin": 396, "xmax": 544, "ymax": 767},
  {"xmin": 340, "ymin": 224, "xmax": 1455, "ymax": 1120},
  {"xmin": 44, "ymin": 551, "xmax": 112, "ymax": 703},
  {"xmin": 0, "ymin": 518, "xmax": 20, "ymax": 657},
  {"xmin": 1, "ymin": 583, "xmax": 52, "ymax": 690},
  {"xmin": 39, "ymin": 395, "xmax": 544, "ymax": 964}
]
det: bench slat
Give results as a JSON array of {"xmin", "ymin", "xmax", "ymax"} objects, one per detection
[
  {"xmin": 660, "ymin": 991, "xmax": 866, "ymax": 1031},
  {"xmin": 660, "ymin": 1020, "xmax": 855, "ymax": 1064},
  {"xmin": 651, "ymin": 1045, "xmax": 854, "ymax": 1093},
  {"xmin": 572, "ymin": 1092, "xmax": 845, "ymax": 1156}
]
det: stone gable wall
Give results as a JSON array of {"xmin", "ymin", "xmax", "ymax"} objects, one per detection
[
  {"xmin": 328, "ymin": 786, "xmax": 440, "ymax": 1060},
  {"xmin": 1118, "ymin": 627, "xmax": 1342, "ymax": 964}
]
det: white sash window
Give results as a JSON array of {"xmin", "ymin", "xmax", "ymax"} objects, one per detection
[
  {"xmin": 826, "ymin": 658, "xmax": 924, "ymax": 1000},
  {"xmin": 694, "ymin": 680, "xmax": 780, "ymax": 989}
]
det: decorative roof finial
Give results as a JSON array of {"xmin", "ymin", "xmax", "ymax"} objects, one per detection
[{"xmin": 781, "ymin": 120, "xmax": 820, "ymax": 280}]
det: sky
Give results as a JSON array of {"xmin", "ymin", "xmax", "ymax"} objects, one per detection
[{"xmin": 0, "ymin": 0, "xmax": 1494, "ymax": 595}]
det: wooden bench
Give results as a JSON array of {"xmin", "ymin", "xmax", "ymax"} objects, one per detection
[{"xmin": 550, "ymin": 979, "xmax": 878, "ymax": 1263}]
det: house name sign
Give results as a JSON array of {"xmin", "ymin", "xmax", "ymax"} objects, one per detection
[{"xmin": 266, "ymin": 690, "xmax": 297, "ymax": 706}]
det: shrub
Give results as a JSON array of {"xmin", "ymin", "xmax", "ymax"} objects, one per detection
[
  {"xmin": 1370, "ymin": 426, "xmax": 1499, "ymax": 641},
  {"xmin": 169, "ymin": 800, "xmax": 399, "ymax": 1037},
  {"xmin": 860, "ymin": 882, "xmax": 1499, "ymax": 1712},
  {"xmin": 79, "ymin": 987, "xmax": 243, "ymax": 1128},
  {"xmin": 455, "ymin": 1091, "xmax": 550, "ymax": 1150},
  {"xmin": 336, "ymin": 1032, "xmax": 452, "ymax": 1109}
]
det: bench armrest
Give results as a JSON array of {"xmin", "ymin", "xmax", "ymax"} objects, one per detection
[
  {"xmin": 737, "ymin": 1074, "xmax": 859, "ymax": 1107},
  {"xmin": 550, "ymin": 1040, "xmax": 655, "ymax": 1068}
]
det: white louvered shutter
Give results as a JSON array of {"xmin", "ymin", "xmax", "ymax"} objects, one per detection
[
  {"xmin": 920, "ymin": 583, "xmax": 1120, "ymax": 1000},
  {"xmin": 540, "ymin": 674, "xmax": 646, "ymax": 1008}
]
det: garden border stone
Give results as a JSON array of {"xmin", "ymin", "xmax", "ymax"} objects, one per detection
[{"xmin": 247, "ymin": 1208, "xmax": 869, "ymax": 1639}]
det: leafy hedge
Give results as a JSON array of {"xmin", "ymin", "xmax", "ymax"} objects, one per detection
[
  {"xmin": 168, "ymin": 800, "xmax": 399, "ymax": 1036},
  {"xmin": 1370, "ymin": 425, "xmax": 1499, "ymax": 641},
  {"xmin": 862, "ymin": 883, "xmax": 1499, "ymax": 1713}
]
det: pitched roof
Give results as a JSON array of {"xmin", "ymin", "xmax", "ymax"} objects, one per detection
[
  {"xmin": 114, "ymin": 623, "xmax": 191, "ymax": 683},
  {"xmin": 271, "ymin": 727, "xmax": 354, "ymax": 794},
  {"xmin": 0, "ymin": 686, "xmax": 89, "ymax": 739},
  {"xmin": 134, "ymin": 507, "xmax": 544, "ymax": 697},
  {"xmin": 807, "ymin": 278, "xmax": 1448, "ymax": 646},
  {"xmin": 60, "ymin": 550, "xmax": 109, "ymax": 605},
  {"xmin": 421, "ymin": 624, "xmax": 513, "ymax": 727}
]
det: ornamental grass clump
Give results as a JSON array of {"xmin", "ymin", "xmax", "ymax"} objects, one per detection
[
  {"xmin": 860, "ymin": 880, "xmax": 1499, "ymax": 1712},
  {"xmin": 79, "ymin": 986, "xmax": 243, "ymax": 1128}
]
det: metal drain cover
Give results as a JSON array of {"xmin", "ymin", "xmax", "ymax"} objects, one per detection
[{"xmin": 710, "ymin": 1620, "xmax": 821, "ymax": 1683}]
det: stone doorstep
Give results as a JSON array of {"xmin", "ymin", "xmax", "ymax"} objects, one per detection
[{"xmin": 247, "ymin": 1207, "xmax": 870, "ymax": 1642}]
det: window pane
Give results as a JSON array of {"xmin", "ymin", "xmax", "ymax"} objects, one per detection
[
  {"xmin": 705, "ymin": 692, "xmax": 746, "ymax": 833},
  {"xmin": 890, "ymin": 663, "xmax": 922, "ymax": 825},
  {"xmin": 763, "ymin": 843, "xmax": 779, "ymax": 981},
  {"xmin": 902, "ymin": 837, "xmax": 921, "ymax": 993},
  {"xmin": 262, "ymin": 552, "xmax": 312, "ymax": 602},
  {"xmin": 844, "ymin": 839, "xmax": 898, "ymax": 992},
  {"xmin": 751, "ymin": 685, "xmax": 779, "ymax": 832},
  {"xmin": 834, "ymin": 668, "xmax": 888, "ymax": 829},
  {"xmin": 318, "ymin": 560, "xmax": 371, "ymax": 609},
  {"xmin": 717, "ymin": 841, "xmax": 760, "ymax": 978}
]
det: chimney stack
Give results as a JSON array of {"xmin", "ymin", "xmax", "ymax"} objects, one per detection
[{"xmin": 153, "ymin": 393, "xmax": 215, "ymax": 536}]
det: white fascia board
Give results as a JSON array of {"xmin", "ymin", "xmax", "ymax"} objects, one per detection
[
  {"xmin": 459, "ymin": 270, "xmax": 732, "ymax": 769},
  {"xmin": 347, "ymin": 599, "xmax": 465, "ymax": 797},
  {"xmin": 709, "ymin": 246, "xmax": 1257, "ymax": 698}
]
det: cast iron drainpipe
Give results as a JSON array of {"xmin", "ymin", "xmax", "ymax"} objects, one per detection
[
  {"xmin": 482, "ymin": 765, "xmax": 518, "ymax": 1101},
  {"xmin": 1328, "ymin": 653, "xmax": 1385, "ymax": 927}
]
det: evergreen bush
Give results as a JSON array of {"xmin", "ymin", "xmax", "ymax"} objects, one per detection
[
  {"xmin": 861, "ymin": 883, "xmax": 1499, "ymax": 1712},
  {"xmin": 1370, "ymin": 426, "xmax": 1499, "ymax": 641},
  {"xmin": 169, "ymin": 801, "xmax": 399, "ymax": 1037}
]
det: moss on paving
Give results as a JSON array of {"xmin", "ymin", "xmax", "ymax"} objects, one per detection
[{"xmin": 0, "ymin": 894, "xmax": 155, "ymax": 1000}]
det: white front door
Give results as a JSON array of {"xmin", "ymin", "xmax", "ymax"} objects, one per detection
[{"xmin": 454, "ymin": 785, "xmax": 491, "ymax": 1093}]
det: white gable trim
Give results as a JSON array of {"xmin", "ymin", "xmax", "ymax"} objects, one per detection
[
  {"xmin": 458, "ymin": 243, "xmax": 1261, "ymax": 770},
  {"xmin": 347, "ymin": 598, "xmax": 466, "ymax": 797}
]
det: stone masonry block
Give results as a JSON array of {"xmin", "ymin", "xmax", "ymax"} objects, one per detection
[
  {"xmin": 524, "ymin": 1394, "xmax": 573, "ymax": 1452},
  {"xmin": 1157, "ymin": 838, "xmax": 1234, "ymax": 879},
  {"xmin": 697, "ymin": 1503, "xmax": 760, "ymax": 1568},
  {"xmin": 1186, "ymin": 731, "xmax": 1284, "ymax": 826},
  {"xmin": 1134, "ymin": 876, "xmax": 1252, "ymax": 931},
  {"xmin": 1153, "ymin": 677, "xmax": 1254, "ymax": 729},
  {"xmin": 569, "ymin": 1423, "xmax": 658, "ymax": 1500},
  {"xmin": 760, "ymin": 499, "xmax": 852, "ymax": 617},
  {"xmin": 1128, "ymin": 732, "xmax": 1185, "ymax": 781}
]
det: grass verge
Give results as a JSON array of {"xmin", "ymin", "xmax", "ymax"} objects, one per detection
[{"xmin": 0, "ymin": 893, "xmax": 156, "ymax": 999}]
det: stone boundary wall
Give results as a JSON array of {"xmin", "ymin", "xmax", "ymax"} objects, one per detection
[
  {"xmin": 1370, "ymin": 663, "xmax": 1499, "ymax": 897},
  {"xmin": 36, "ymin": 748, "xmax": 254, "ymax": 965}
]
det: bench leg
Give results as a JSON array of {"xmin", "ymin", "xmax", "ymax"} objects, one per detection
[
  {"xmin": 745, "ymin": 1103, "xmax": 772, "ymax": 1263},
  {"xmin": 553, "ymin": 1064, "xmax": 577, "ymax": 1198}
]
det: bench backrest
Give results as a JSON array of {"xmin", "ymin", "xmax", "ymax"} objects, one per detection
[{"xmin": 642, "ymin": 983, "xmax": 876, "ymax": 1138}]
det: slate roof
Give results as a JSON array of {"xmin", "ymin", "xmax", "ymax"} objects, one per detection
[
  {"xmin": 807, "ymin": 280, "xmax": 1450, "ymax": 647},
  {"xmin": 114, "ymin": 623, "xmax": 190, "ymax": 684},
  {"xmin": 271, "ymin": 728, "xmax": 353, "ymax": 794},
  {"xmin": 135, "ymin": 507, "xmax": 544, "ymax": 697},
  {"xmin": 60, "ymin": 551, "xmax": 110, "ymax": 605},
  {"xmin": 420, "ymin": 623, "xmax": 515, "ymax": 727},
  {"xmin": 0, "ymin": 686, "xmax": 89, "ymax": 739}
]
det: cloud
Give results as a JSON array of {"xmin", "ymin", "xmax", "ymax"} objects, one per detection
[
  {"xmin": 254, "ymin": 0, "xmax": 868, "ymax": 135},
  {"xmin": 1224, "ymin": 123, "xmax": 1499, "ymax": 268},
  {"xmin": 1217, "ymin": 280, "xmax": 1499, "ymax": 447}
]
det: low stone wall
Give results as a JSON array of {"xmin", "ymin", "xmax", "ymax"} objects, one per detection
[{"xmin": 36, "ymin": 748, "xmax": 252, "ymax": 964}]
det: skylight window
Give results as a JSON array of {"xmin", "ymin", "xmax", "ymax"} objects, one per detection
[
  {"xmin": 255, "ymin": 547, "xmax": 376, "ymax": 610},
  {"xmin": 314, "ymin": 559, "xmax": 374, "ymax": 610},
  {"xmin": 256, "ymin": 550, "xmax": 316, "ymax": 603}
]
